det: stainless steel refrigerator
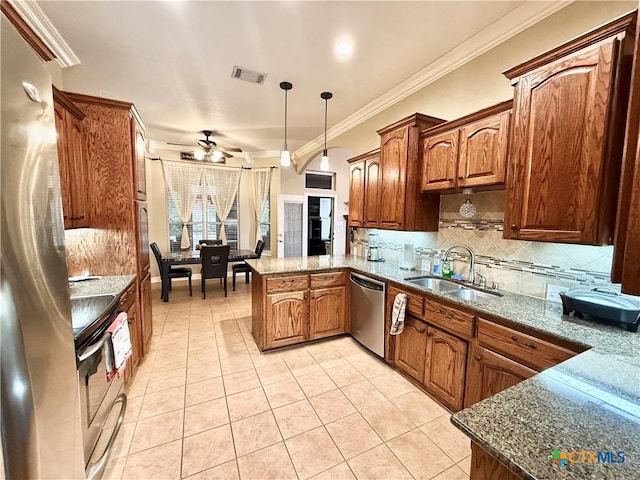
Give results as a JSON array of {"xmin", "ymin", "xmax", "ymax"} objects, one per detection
[{"xmin": 1, "ymin": 15, "xmax": 85, "ymax": 479}]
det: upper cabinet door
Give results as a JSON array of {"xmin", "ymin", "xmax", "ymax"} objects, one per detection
[
  {"xmin": 133, "ymin": 124, "xmax": 146, "ymax": 201},
  {"xmin": 458, "ymin": 111, "xmax": 510, "ymax": 188},
  {"xmin": 53, "ymin": 103, "xmax": 73, "ymax": 230},
  {"xmin": 363, "ymin": 156, "xmax": 381, "ymax": 227},
  {"xmin": 348, "ymin": 160, "xmax": 365, "ymax": 227},
  {"xmin": 379, "ymin": 128, "xmax": 408, "ymax": 229},
  {"xmin": 505, "ymin": 39, "xmax": 619, "ymax": 244},
  {"xmin": 67, "ymin": 114, "xmax": 90, "ymax": 228},
  {"xmin": 421, "ymin": 130, "xmax": 458, "ymax": 191}
]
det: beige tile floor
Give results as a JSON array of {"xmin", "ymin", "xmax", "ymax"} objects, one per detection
[{"xmin": 104, "ymin": 280, "xmax": 471, "ymax": 480}]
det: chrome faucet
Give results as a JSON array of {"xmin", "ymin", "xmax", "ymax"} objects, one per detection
[{"xmin": 442, "ymin": 243, "xmax": 476, "ymax": 285}]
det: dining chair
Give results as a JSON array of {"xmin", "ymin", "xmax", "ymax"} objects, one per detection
[
  {"xmin": 232, "ymin": 240, "xmax": 266, "ymax": 291},
  {"xmin": 199, "ymin": 239, "xmax": 223, "ymax": 246},
  {"xmin": 201, "ymin": 245, "xmax": 230, "ymax": 298},
  {"xmin": 150, "ymin": 242, "xmax": 192, "ymax": 298}
]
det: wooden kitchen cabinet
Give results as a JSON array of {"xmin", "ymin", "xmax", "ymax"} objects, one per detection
[
  {"xmin": 421, "ymin": 101, "xmax": 511, "ymax": 193},
  {"xmin": 254, "ymin": 271, "xmax": 348, "ymax": 351},
  {"xmin": 136, "ymin": 201, "xmax": 150, "ymax": 280},
  {"xmin": 376, "ymin": 114, "xmax": 444, "ymax": 231},
  {"xmin": 140, "ymin": 273, "xmax": 153, "ymax": 352},
  {"xmin": 124, "ymin": 299, "xmax": 142, "ymax": 386},
  {"xmin": 421, "ymin": 129, "xmax": 458, "ymax": 191},
  {"xmin": 503, "ymin": 14, "xmax": 635, "ymax": 244},
  {"xmin": 348, "ymin": 159, "xmax": 365, "ymax": 227},
  {"xmin": 310, "ymin": 287, "xmax": 346, "ymax": 340},
  {"xmin": 464, "ymin": 345, "xmax": 536, "ymax": 408},
  {"xmin": 347, "ymin": 149, "xmax": 380, "ymax": 228},
  {"xmin": 393, "ymin": 315, "xmax": 428, "ymax": 382},
  {"xmin": 53, "ymin": 87, "xmax": 90, "ymax": 229},
  {"xmin": 424, "ymin": 326, "xmax": 468, "ymax": 411},
  {"xmin": 613, "ymin": 7, "xmax": 640, "ymax": 295},
  {"xmin": 363, "ymin": 154, "xmax": 381, "ymax": 227},
  {"xmin": 132, "ymin": 121, "xmax": 146, "ymax": 201},
  {"xmin": 265, "ymin": 290, "xmax": 309, "ymax": 349}
]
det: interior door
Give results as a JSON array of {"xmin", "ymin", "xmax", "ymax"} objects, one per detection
[{"xmin": 277, "ymin": 195, "xmax": 307, "ymax": 258}]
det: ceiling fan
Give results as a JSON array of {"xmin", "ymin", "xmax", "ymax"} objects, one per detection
[{"xmin": 169, "ymin": 130, "xmax": 243, "ymax": 163}]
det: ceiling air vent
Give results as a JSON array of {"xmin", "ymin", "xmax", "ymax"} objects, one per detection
[{"xmin": 231, "ymin": 65, "xmax": 267, "ymax": 85}]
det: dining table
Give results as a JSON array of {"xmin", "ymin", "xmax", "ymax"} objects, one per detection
[{"xmin": 160, "ymin": 249, "xmax": 257, "ymax": 302}]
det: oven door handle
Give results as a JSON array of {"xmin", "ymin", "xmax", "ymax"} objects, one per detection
[
  {"xmin": 77, "ymin": 331, "xmax": 111, "ymax": 363},
  {"xmin": 85, "ymin": 393, "xmax": 127, "ymax": 480}
]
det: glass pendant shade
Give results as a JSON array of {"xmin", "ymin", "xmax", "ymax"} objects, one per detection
[
  {"xmin": 194, "ymin": 148, "xmax": 205, "ymax": 160},
  {"xmin": 280, "ymin": 148, "xmax": 291, "ymax": 167},
  {"xmin": 320, "ymin": 150, "xmax": 330, "ymax": 171}
]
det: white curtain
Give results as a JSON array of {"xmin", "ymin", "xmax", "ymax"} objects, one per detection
[
  {"xmin": 251, "ymin": 168, "xmax": 272, "ymax": 244},
  {"xmin": 202, "ymin": 165, "xmax": 242, "ymax": 245},
  {"xmin": 161, "ymin": 160, "xmax": 202, "ymax": 249}
]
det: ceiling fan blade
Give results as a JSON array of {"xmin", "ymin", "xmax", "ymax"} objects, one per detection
[
  {"xmin": 217, "ymin": 146, "xmax": 243, "ymax": 152},
  {"xmin": 166, "ymin": 142, "xmax": 193, "ymax": 147},
  {"xmin": 222, "ymin": 151, "xmax": 234, "ymax": 158}
]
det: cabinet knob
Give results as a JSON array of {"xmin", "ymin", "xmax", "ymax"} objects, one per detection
[
  {"xmin": 510, "ymin": 224, "xmax": 519, "ymax": 230},
  {"xmin": 458, "ymin": 176, "xmax": 464, "ymax": 180},
  {"xmin": 475, "ymin": 354, "xmax": 482, "ymax": 361}
]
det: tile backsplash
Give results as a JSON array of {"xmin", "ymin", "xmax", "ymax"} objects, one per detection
[{"xmin": 351, "ymin": 191, "xmax": 615, "ymax": 300}]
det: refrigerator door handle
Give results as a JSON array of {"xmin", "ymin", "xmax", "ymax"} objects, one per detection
[
  {"xmin": 85, "ymin": 393, "xmax": 127, "ymax": 480},
  {"xmin": 77, "ymin": 331, "xmax": 112, "ymax": 363}
]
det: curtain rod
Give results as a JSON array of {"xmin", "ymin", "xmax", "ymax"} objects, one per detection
[{"xmin": 149, "ymin": 157, "xmax": 279, "ymax": 170}]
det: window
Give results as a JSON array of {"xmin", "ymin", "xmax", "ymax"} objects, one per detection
[
  {"xmin": 259, "ymin": 182, "xmax": 271, "ymax": 252},
  {"xmin": 168, "ymin": 184, "xmax": 239, "ymax": 252},
  {"xmin": 305, "ymin": 171, "xmax": 335, "ymax": 190}
]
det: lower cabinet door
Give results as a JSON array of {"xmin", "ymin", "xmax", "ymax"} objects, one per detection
[
  {"xmin": 265, "ymin": 291, "xmax": 309, "ymax": 349},
  {"xmin": 424, "ymin": 326, "xmax": 468, "ymax": 411},
  {"xmin": 125, "ymin": 302, "xmax": 141, "ymax": 385},
  {"xmin": 140, "ymin": 273, "xmax": 153, "ymax": 353},
  {"xmin": 393, "ymin": 316, "xmax": 427, "ymax": 382},
  {"xmin": 310, "ymin": 286, "xmax": 346, "ymax": 340},
  {"xmin": 465, "ymin": 345, "xmax": 536, "ymax": 408}
]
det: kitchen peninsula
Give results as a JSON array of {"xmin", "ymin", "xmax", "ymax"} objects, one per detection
[{"xmin": 245, "ymin": 254, "xmax": 640, "ymax": 480}]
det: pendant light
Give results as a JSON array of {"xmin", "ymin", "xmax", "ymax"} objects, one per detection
[
  {"xmin": 280, "ymin": 81, "xmax": 293, "ymax": 167},
  {"xmin": 320, "ymin": 91, "xmax": 333, "ymax": 172}
]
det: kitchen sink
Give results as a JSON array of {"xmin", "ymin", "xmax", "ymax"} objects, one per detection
[
  {"xmin": 445, "ymin": 288, "xmax": 500, "ymax": 302},
  {"xmin": 406, "ymin": 276, "xmax": 460, "ymax": 292}
]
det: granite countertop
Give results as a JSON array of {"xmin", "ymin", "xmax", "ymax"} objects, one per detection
[
  {"xmin": 68, "ymin": 275, "xmax": 136, "ymax": 298},
  {"xmin": 247, "ymin": 254, "xmax": 640, "ymax": 479}
]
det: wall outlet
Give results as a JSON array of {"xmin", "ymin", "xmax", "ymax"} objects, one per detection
[{"xmin": 546, "ymin": 284, "xmax": 569, "ymax": 303}]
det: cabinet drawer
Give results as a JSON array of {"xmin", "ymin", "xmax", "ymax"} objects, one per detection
[
  {"xmin": 119, "ymin": 283, "xmax": 136, "ymax": 311},
  {"xmin": 266, "ymin": 275, "xmax": 309, "ymax": 293},
  {"xmin": 423, "ymin": 298, "xmax": 474, "ymax": 338},
  {"xmin": 477, "ymin": 318, "xmax": 576, "ymax": 371},
  {"xmin": 310, "ymin": 271, "xmax": 345, "ymax": 289},
  {"xmin": 388, "ymin": 286, "xmax": 423, "ymax": 318}
]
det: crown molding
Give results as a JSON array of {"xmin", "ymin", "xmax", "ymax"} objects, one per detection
[
  {"xmin": 8, "ymin": 0, "xmax": 80, "ymax": 67},
  {"xmin": 293, "ymin": 0, "xmax": 572, "ymax": 169}
]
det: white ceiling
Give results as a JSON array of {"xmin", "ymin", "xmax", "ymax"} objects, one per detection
[{"xmin": 41, "ymin": 1, "xmax": 556, "ymax": 155}]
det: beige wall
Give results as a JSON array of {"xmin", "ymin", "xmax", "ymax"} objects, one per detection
[
  {"xmin": 325, "ymin": 1, "xmax": 635, "ymax": 157},
  {"xmin": 279, "ymin": 147, "xmax": 353, "ymax": 256}
]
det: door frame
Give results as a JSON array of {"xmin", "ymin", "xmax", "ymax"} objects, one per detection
[
  {"xmin": 277, "ymin": 194, "xmax": 307, "ymax": 258},
  {"xmin": 305, "ymin": 192, "xmax": 338, "ymax": 256}
]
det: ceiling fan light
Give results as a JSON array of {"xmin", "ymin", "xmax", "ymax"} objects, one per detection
[
  {"xmin": 280, "ymin": 149, "xmax": 291, "ymax": 167},
  {"xmin": 194, "ymin": 148, "xmax": 205, "ymax": 160},
  {"xmin": 320, "ymin": 150, "xmax": 330, "ymax": 171},
  {"xmin": 212, "ymin": 150, "xmax": 224, "ymax": 162}
]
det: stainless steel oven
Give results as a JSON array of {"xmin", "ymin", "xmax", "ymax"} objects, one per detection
[{"xmin": 75, "ymin": 306, "xmax": 127, "ymax": 480}]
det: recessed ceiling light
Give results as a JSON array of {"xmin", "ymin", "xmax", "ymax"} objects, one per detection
[{"xmin": 334, "ymin": 38, "xmax": 354, "ymax": 60}]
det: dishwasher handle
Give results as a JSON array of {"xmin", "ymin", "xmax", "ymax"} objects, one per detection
[{"xmin": 350, "ymin": 273, "xmax": 385, "ymax": 292}]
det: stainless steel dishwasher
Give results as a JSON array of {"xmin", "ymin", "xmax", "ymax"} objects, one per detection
[{"xmin": 349, "ymin": 272, "xmax": 386, "ymax": 357}]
